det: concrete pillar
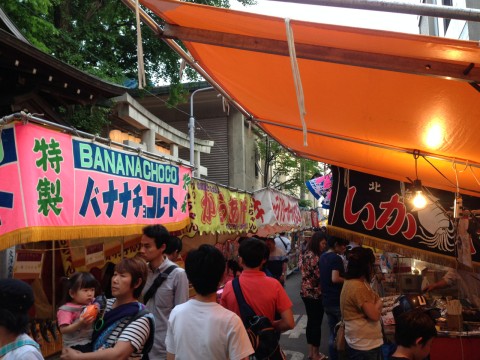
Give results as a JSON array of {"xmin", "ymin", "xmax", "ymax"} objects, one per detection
[
  {"xmin": 194, "ymin": 150, "xmax": 201, "ymax": 177},
  {"xmin": 227, "ymin": 109, "xmax": 246, "ymax": 189},
  {"xmin": 141, "ymin": 129, "xmax": 156, "ymax": 153},
  {"xmin": 170, "ymin": 144, "xmax": 179, "ymax": 158}
]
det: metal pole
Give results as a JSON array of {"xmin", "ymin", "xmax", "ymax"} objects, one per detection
[
  {"xmin": 190, "ymin": 87, "xmax": 214, "ymax": 176},
  {"xmin": 51, "ymin": 241, "xmax": 55, "ymax": 318},
  {"xmin": 266, "ymin": 0, "xmax": 480, "ymax": 22}
]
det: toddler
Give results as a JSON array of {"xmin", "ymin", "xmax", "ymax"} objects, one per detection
[{"xmin": 57, "ymin": 272, "xmax": 100, "ymax": 352}]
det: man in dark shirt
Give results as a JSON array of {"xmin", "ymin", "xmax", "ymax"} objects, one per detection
[{"xmin": 319, "ymin": 236, "xmax": 348, "ymax": 360}]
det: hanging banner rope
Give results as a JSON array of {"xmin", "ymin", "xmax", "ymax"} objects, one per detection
[
  {"xmin": 285, "ymin": 18, "xmax": 307, "ymax": 146},
  {"xmin": 135, "ymin": 0, "xmax": 146, "ymax": 88}
]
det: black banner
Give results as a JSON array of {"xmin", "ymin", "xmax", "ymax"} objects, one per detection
[{"xmin": 328, "ymin": 166, "xmax": 480, "ymax": 265}]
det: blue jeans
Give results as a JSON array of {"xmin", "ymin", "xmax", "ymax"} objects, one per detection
[
  {"xmin": 346, "ymin": 344, "xmax": 383, "ymax": 360},
  {"xmin": 324, "ymin": 305, "xmax": 342, "ymax": 360}
]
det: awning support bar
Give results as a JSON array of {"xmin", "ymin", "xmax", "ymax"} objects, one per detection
[{"xmin": 267, "ymin": 0, "xmax": 480, "ymax": 23}]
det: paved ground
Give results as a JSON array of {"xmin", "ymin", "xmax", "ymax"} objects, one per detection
[{"xmin": 280, "ymin": 270, "xmax": 330, "ymax": 360}]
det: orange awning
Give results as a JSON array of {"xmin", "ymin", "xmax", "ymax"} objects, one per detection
[{"xmin": 139, "ymin": 0, "xmax": 480, "ymax": 197}]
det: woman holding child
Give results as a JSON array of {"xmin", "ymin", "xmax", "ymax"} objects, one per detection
[{"xmin": 61, "ymin": 257, "xmax": 153, "ymax": 360}]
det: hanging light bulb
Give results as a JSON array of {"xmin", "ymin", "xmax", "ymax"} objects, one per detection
[{"xmin": 412, "ymin": 179, "xmax": 427, "ymax": 209}]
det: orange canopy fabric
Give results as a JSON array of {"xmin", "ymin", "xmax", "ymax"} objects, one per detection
[{"xmin": 140, "ymin": 0, "xmax": 480, "ymax": 197}]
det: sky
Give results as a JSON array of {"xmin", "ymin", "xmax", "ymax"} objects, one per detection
[{"xmin": 230, "ymin": 0, "xmax": 420, "ymax": 34}]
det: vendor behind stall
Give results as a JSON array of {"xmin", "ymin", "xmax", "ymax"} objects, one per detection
[{"xmin": 422, "ymin": 267, "xmax": 480, "ymax": 308}]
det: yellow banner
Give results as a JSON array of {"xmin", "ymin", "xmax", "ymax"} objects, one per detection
[{"xmin": 185, "ymin": 179, "xmax": 257, "ymax": 236}]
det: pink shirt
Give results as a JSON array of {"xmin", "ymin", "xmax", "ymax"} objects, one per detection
[{"xmin": 57, "ymin": 302, "xmax": 83, "ymax": 326}]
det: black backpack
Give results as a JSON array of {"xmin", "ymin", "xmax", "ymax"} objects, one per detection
[{"xmin": 232, "ymin": 278, "xmax": 285, "ymax": 360}]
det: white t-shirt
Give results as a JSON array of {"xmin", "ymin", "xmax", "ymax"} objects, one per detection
[
  {"xmin": 166, "ymin": 299, "xmax": 254, "ymax": 360},
  {"xmin": 2, "ymin": 334, "xmax": 44, "ymax": 360}
]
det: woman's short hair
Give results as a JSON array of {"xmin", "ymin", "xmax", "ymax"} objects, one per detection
[
  {"xmin": 115, "ymin": 257, "xmax": 149, "ymax": 298},
  {"xmin": 345, "ymin": 246, "xmax": 375, "ymax": 281}
]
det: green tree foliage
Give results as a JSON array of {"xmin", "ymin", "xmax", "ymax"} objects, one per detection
[
  {"xmin": 256, "ymin": 132, "xmax": 324, "ymax": 204},
  {"xmin": 3, "ymin": 0, "xmax": 255, "ymax": 88},
  {"xmin": 58, "ymin": 105, "xmax": 110, "ymax": 135}
]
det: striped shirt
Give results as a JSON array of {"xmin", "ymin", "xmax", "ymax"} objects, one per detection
[{"xmin": 103, "ymin": 299, "xmax": 151, "ymax": 359}]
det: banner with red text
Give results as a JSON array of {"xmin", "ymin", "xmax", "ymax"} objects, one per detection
[
  {"xmin": 185, "ymin": 179, "xmax": 257, "ymax": 236},
  {"xmin": 328, "ymin": 166, "xmax": 480, "ymax": 267},
  {"xmin": 0, "ymin": 122, "xmax": 191, "ymax": 250},
  {"xmin": 254, "ymin": 188, "xmax": 302, "ymax": 237}
]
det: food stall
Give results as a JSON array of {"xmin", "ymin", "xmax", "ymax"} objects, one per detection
[
  {"xmin": 253, "ymin": 188, "xmax": 305, "ymax": 273},
  {"xmin": 122, "ymin": 2, "xmax": 480, "ymax": 357},
  {"xmin": 328, "ymin": 166, "xmax": 480, "ymax": 359},
  {"xmin": 0, "ymin": 116, "xmax": 192, "ymax": 357}
]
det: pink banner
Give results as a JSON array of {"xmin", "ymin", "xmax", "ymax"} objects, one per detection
[{"xmin": 0, "ymin": 122, "xmax": 191, "ymax": 249}]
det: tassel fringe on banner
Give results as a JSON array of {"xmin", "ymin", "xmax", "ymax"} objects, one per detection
[
  {"xmin": 135, "ymin": 0, "xmax": 146, "ymax": 89},
  {"xmin": 327, "ymin": 226, "xmax": 479, "ymax": 270},
  {"xmin": 0, "ymin": 218, "xmax": 191, "ymax": 252},
  {"xmin": 285, "ymin": 18, "xmax": 307, "ymax": 147}
]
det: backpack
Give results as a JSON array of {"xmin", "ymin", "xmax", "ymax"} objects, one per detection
[
  {"xmin": 232, "ymin": 278, "xmax": 285, "ymax": 360},
  {"xmin": 122, "ymin": 309, "xmax": 155, "ymax": 360}
]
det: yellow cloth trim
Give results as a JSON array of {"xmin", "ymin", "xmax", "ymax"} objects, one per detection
[
  {"xmin": 0, "ymin": 217, "xmax": 190, "ymax": 251},
  {"xmin": 328, "ymin": 225, "xmax": 480, "ymax": 270}
]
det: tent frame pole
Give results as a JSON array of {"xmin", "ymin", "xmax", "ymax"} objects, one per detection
[
  {"xmin": 121, "ymin": 0, "xmax": 252, "ymax": 121},
  {"xmin": 266, "ymin": 0, "xmax": 480, "ymax": 22}
]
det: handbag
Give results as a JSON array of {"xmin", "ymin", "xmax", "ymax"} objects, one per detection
[{"xmin": 334, "ymin": 319, "xmax": 346, "ymax": 352}]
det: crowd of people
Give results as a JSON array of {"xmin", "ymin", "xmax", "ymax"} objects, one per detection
[{"xmin": 0, "ymin": 226, "xmax": 438, "ymax": 360}]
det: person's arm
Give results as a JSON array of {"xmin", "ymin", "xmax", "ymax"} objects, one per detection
[
  {"xmin": 59, "ymin": 316, "xmax": 94, "ymax": 335},
  {"xmin": 423, "ymin": 268, "xmax": 458, "ymax": 292},
  {"xmin": 61, "ymin": 341, "xmax": 134, "ymax": 360},
  {"xmin": 361, "ymin": 297, "xmax": 382, "ymax": 322},
  {"xmin": 272, "ymin": 308, "xmax": 294, "ymax": 333},
  {"xmin": 167, "ymin": 352, "xmax": 176, "ymax": 360},
  {"xmin": 423, "ymin": 278, "xmax": 449, "ymax": 292},
  {"xmin": 331, "ymin": 270, "xmax": 344, "ymax": 284}
]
